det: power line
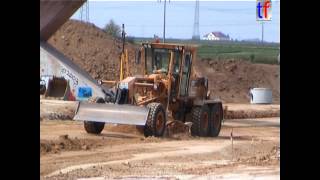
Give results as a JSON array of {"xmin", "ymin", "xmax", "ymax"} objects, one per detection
[
  {"xmin": 163, "ymin": 0, "xmax": 167, "ymax": 43},
  {"xmin": 122, "ymin": 22, "xmax": 279, "ymax": 27}
]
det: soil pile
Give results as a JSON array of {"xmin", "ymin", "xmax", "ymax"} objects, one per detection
[
  {"xmin": 40, "ymin": 134, "xmax": 102, "ymax": 155},
  {"xmin": 48, "ymin": 20, "xmax": 279, "ymax": 104},
  {"xmin": 236, "ymin": 145, "xmax": 280, "ymax": 166},
  {"xmin": 40, "ymin": 100, "xmax": 77, "ymax": 120},
  {"xmin": 105, "ymin": 124, "xmax": 143, "ymax": 135},
  {"xmin": 194, "ymin": 59, "xmax": 280, "ymax": 103},
  {"xmin": 164, "ymin": 120, "xmax": 191, "ymax": 139},
  {"xmin": 105, "ymin": 121, "xmax": 192, "ymax": 139},
  {"xmin": 48, "ymin": 20, "xmax": 143, "ymax": 81}
]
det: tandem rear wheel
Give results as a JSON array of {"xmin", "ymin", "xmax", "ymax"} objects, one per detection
[
  {"xmin": 208, "ymin": 104, "xmax": 223, "ymax": 137},
  {"xmin": 190, "ymin": 103, "xmax": 223, "ymax": 137}
]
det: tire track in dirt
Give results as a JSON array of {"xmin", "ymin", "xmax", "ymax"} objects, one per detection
[
  {"xmin": 46, "ymin": 140, "xmax": 232, "ymax": 177},
  {"xmin": 41, "ymin": 118, "xmax": 279, "ymax": 179}
]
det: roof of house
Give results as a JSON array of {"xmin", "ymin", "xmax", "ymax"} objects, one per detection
[{"xmin": 203, "ymin": 31, "xmax": 229, "ymax": 38}]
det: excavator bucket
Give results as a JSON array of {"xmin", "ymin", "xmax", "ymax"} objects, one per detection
[
  {"xmin": 73, "ymin": 102, "xmax": 150, "ymax": 126},
  {"xmin": 44, "ymin": 77, "xmax": 70, "ymax": 100}
]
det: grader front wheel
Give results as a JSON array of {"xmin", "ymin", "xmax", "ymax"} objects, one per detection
[
  {"xmin": 84, "ymin": 122, "xmax": 105, "ymax": 134},
  {"xmin": 84, "ymin": 97, "xmax": 106, "ymax": 134},
  {"xmin": 144, "ymin": 103, "xmax": 166, "ymax": 137}
]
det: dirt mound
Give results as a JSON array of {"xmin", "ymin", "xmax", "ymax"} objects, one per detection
[
  {"xmin": 236, "ymin": 145, "xmax": 280, "ymax": 166},
  {"xmin": 48, "ymin": 20, "xmax": 279, "ymax": 104},
  {"xmin": 40, "ymin": 99, "xmax": 77, "ymax": 120},
  {"xmin": 194, "ymin": 59, "xmax": 280, "ymax": 103},
  {"xmin": 164, "ymin": 121, "xmax": 191, "ymax": 139},
  {"xmin": 105, "ymin": 121, "xmax": 192, "ymax": 139},
  {"xmin": 48, "ymin": 20, "xmax": 143, "ymax": 81},
  {"xmin": 40, "ymin": 111, "xmax": 74, "ymax": 121},
  {"xmin": 224, "ymin": 109, "xmax": 280, "ymax": 119},
  {"xmin": 105, "ymin": 124, "xmax": 143, "ymax": 135},
  {"xmin": 40, "ymin": 135, "xmax": 101, "ymax": 155}
]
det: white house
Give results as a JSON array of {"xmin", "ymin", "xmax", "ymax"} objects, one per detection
[{"xmin": 203, "ymin": 32, "xmax": 230, "ymax": 41}]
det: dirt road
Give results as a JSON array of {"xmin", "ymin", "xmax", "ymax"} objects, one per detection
[
  {"xmin": 40, "ymin": 99, "xmax": 280, "ymax": 120},
  {"xmin": 40, "ymin": 117, "xmax": 280, "ymax": 180}
]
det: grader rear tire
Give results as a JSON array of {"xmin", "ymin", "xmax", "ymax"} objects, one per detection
[
  {"xmin": 144, "ymin": 103, "xmax": 166, "ymax": 137},
  {"xmin": 84, "ymin": 97, "xmax": 106, "ymax": 134},
  {"xmin": 191, "ymin": 105, "xmax": 210, "ymax": 137},
  {"xmin": 208, "ymin": 104, "xmax": 223, "ymax": 137}
]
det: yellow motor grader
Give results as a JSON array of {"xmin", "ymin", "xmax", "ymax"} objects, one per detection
[{"xmin": 74, "ymin": 42, "xmax": 223, "ymax": 137}]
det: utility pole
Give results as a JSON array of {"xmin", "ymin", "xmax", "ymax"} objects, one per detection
[
  {"xmin": 163, "ymin": 0, "xmax": 167, "ymax": 43},
  {"xmin": 122, "ymin": 24, "xmax": 125, "ymax": 53},
  {"xmin": 159, "ymin": 0, "xmax": 170, "ymax": 43}
]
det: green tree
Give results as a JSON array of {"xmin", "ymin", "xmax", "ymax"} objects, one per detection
[
  {"xmin": 104, "ymin": 19, "xmax": 121, "ymax": 38},
  {"xmin": 250, "ymin": 54, "xmax": 255, "ymax": 62}
]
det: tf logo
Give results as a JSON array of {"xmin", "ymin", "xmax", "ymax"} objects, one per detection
[{"xmin": 256, "ymin": 0, "xmax": 272, "ymax": 21}]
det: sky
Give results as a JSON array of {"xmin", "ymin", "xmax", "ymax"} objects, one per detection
[{"xmin": 71, "ymin": 0, "xmax": 280, "ymax": 42}]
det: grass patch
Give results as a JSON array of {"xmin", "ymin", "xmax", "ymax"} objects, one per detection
[
  {"xmin": 198, "ymin": 43, "xmax": 279, "ymax": 64},
  {"xmin": 132, "ymin": 38, "xmax": 280, "ymax": 64}
]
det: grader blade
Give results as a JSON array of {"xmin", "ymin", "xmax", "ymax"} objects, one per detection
[{"xmin": 73, "ymin": 102, "xmax": 150, "ymax": 126}]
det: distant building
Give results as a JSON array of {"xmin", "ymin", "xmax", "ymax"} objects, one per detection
[
  {"xmin": 153, "ymin": 34, "xmax": 160, "ymax": 43},
  {"xmin": 203, "ymin": 32, "xmax": 230, "ymax": 41}
]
